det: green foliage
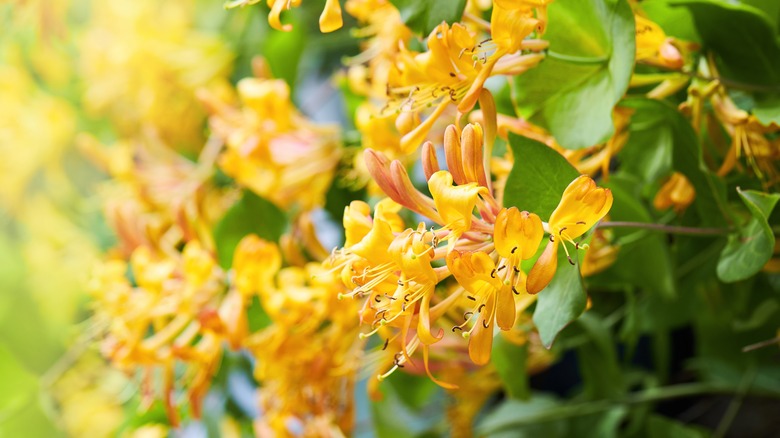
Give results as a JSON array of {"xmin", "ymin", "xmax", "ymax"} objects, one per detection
[
  {"xmin": 596, "ymin": 176, "xmax": 676, "ymax": 298},
  {"xmin": 674, "ymin": 0, "xmax": 780, "ymax": 86},
  {"xmin": 504, "ymin": 133, "xmax": 587, "ymax": 348},
  {"xmin": 576, "ymin": 313, "xmax": 625, "ymax": 399},
  {"xmin": 619, "ymin": 97, "xmax": 729, "ymax": 226},
  {"xmin": 213, "ymin": 190, "xmax": 287, "ymax": 268},
  {"xmin": 492, "ymin": 335, "xmax": 530, "ymax": 400},
  {"xmin": 717, "ymin": 189, "xmax": 780, "ymax": 282},
  {"xmin": 389, "ymin": 0, "xmax": 467, "ymax": 36},
  {"xmin": 513, "ymin": 0, "xmax": 636, "ymax": 149},
  {"xmin": 504, "ymin": 133, "xmax": 579, "ymax": 220},
  {"xmin": 532, "ymin": 246, "xmax": 587, "ymax": 349},
  {"xmin": 261, "ymin": 16, "xmax": 306, "ymax": 90}
]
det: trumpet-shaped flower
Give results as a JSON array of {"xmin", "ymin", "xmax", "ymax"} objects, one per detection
[
  {"xmin": 653, "ymin": 172, "xmax": 696, "ymax": 214},
  {"xmin": 527, "ymin": 175, "xmax": 613, "ymax": 293},
  {"xmin": 225, "ymin": 0, "xmax": 344, "ymax": 33}
]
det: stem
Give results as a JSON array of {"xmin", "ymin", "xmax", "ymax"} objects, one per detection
[
  {"xmin": 547, "ymin": 50, "xmax": 608, "ymax": 65},
  {"xmin": 598, "ymin": 221, "xmax": 731, "ymax": 237}
]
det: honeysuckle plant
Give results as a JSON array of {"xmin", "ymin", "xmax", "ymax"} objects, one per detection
[{"xmin": 2, "ymin": 0, "xmax": 780, "ymax": 436}]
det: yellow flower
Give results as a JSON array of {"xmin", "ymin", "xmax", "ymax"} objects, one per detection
[
  {"xmin": 653, "ymin": 172, "xmax": 696, "ymax": 214},
  {"xmin": 383, "ymin": 22, "xmax": 546, "ymax": 151},
  {"xmin": 580, "ymin": 228, "xmax": 619, "ymax": 277},
  {"xmin": 201, "ymin": 73, "xmax": 341, "ymax": 210},
  {"xmin": 225, "ymin": 0, "xmax": 344, "ymax": 33},
  {"xmin": 447, "ymin": 251, "xmax": 511, "ymax": 364},
  {"xmin": 634, "ymin": 14, "xmax": 683, "ymax": 69},
  {"xmin": 428, "ymin": 170, "xmax": 490, "ymax": 247},
  {"xmin": 80, "ymin": 0, "xmax": 233, "ymax": 150},
  {"xmin": 493, "ymin": 207, "xmax": 544, "ymax": 260},
  {"xmin": 527, "ymin": 175, "xmax": 613, "ymax": 293},
  {"xmin": 711, "ymin": 90, "xmax": 780, "ymax": 185},
  {"xmin": 232, "ymin": 234, "xmax": 282, "ymax": 296}
]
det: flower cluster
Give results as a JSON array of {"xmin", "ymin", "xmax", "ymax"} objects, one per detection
[{"xmin": 329, "ymin": 122, "xmax": 612, "ymax": 381}]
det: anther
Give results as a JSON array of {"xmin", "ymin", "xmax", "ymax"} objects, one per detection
[
  {"xmin": 404, "ymin": 294, "xmax": 411, "ymax": 302},
  {"xmin": 491, "ymin": 269, "xmax": 497, "ymax": 278},
  {"xmin": 449, "ymin": 72, "xmax": 456, "ymax": 77},
  {"xmin": 374, "ymin": 295, "xmax": 382, "ymax": 303},
  {"xmin": 513, "ymin": 266, "xmax": 520, "ymax": 273},
  {"xmin": 483, "ymin": 320, "xmax": 490, "ymax": 329},
  {"xmin": 384, "ymin": 294, "xmax": 397, "ymax": 301},
  {"xmin": 511, "ymin": 246, "xmax": 518, "ymax": 254},
  {"xmin": 463, "ymin": 311, "xmax": 473, "ymax": 320},
  {"xmin": 549, "ymin": 235, "xmax": 555, "ymax": 242},
  {"xmin": 559, "ymin": 226, "xmax": 567, "ymax": 235},
  {"xmin": 478, "ymin": 304, "xmax": 486, "ymax": 313},
  {"xmin": 576, "ymin": 221, "xmax": 586, "ymax": 225},
  {"xmin": 452, "ymin": 326, "xmax": 462, "ymax": 332},
  {"xmin": 497, "ymin": 265, "xmax": 506, "ymax": 272},
  {"xmin": 467, "ymin": 295, "xmax": 476, "ymax": 301},
  {"xmin": 382, "ymin": 338, "xmax": 389, "ymax": 350},
  {"xmin": 567, "ymin": 255, "xmax": 575, "ymax": 266},
  {"xmin": 512, "ymin": 286, "xmax": 519, "ymax": 295}
]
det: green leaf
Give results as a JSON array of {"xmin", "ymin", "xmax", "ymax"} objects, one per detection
[
  {"xmin": 717, "ymin": 188, "xmax": 780, "ymax": 282},
  {"xmin": 389, "ymin": 0, "xmax": 467, "ymax": 36},
  {"xmin": 576, "ymin": 313, "xmax": 625, "ymax": 399},
  {"xmin": 477, "ymin": 394, "xmax": 567, "ymax": 436},
  {"xmin": 646, "ymin": 414, "xmax": 709, "ymax": 438},
  {"xmin": 753, "ymin": 93, "xmax": 780, "ymax": 126},
  {"xmin": 641, "ymin": 0, "xmax": 700, "ymax": 43},
  {"xmin": 477, "ymin": 394, "xmax": 625, "ymax": 437},
  {"xmin": 513, "ymin": 0, "xmax": 635, "ymax": 149},
  {"xmin": 503, "ymin": 136, "xmax": 586, "ymax": 348},
  {"xmin": 533, "ymin": 245, "xmax": 587, "ymax": 348},
  {"xmin": 567, "ymin": 407, "xmax": 627, "ymax": 438},
  {"xmin": 492, "ymin": 335, "xmax": 530, "ymax": 400},
  {"xmin": 213, "ymin": 190, "xmax": 287, "ymax": 269},
  {"xmin": 504, "ymin": 133, "xmax": 579, "ymax": 220},
  {"xmin": 672, "ymin": 0, "xmax": 780, "ymax": 86},
  {"xmin": 620, "ymin": 97, "xmax": 729, "ymax": 226},
  {"xmin": 261, "ymin": 14, "xmax": 306, "ymax": 91},
  {"xmin": 597, "ymin": 175, "xmax": 676, "ymax": 298}
]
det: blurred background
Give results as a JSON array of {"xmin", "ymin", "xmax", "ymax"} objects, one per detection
[{"xmin": 0, "ymin": 1, "xmax": 356, "ymax": 435}]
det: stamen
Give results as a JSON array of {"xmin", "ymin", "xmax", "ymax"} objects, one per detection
[
  {"xmin": 382, "ymin": 339, "xmax": 389, "ymax": 350},
  {"xmin": 377, "ymin": 365, "xmax": 399, "ymax": 381},
  {"xmin": 478, "ymin": 303, "xmax": 486, "ymax": 313},
  {"xmin": 497, "ymin": 265, "xmax": 506, "ymax": 272},
  {"xmin": 511, "ymin": 246, "xmax": 518, "ymax": 254},
  {"xmin": 467, "ymin": 295, "xmax": 476, "ymax": 301},
  {"xmin": 452, "ymin": 326, "xmax": 462, "ymax": 332},
  {"xmin": 463, "ymin": 311, "xmax": 473, "ymax": 320},
  {"xmin": 482, "ymin": 320, "xmax": 490, "ymax": 328},
  {"xmin": 512, "ymin": 286, "xmax": 519, "ymax": 295},
  {"xmin": 491, "ymin": 269, "xmax": 497, "ymax": 278}
]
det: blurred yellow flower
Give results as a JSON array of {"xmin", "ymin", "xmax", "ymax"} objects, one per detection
[{"xmin": 200, "ymin": 73, "xmax": 341, "ymax": 210}]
